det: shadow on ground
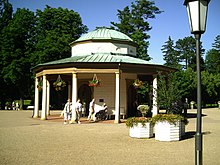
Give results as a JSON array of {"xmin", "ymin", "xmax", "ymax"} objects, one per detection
[{"xmin": 186, "ymin": 113, "xmax": 207, "ymax": 118}]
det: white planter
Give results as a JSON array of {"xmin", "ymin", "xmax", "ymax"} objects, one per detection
[
  {"xmin": 129, "ymin": 123, "xmax": 153, "ymax": 138},
  {"xmin": 155, "ymin": 121, "xmax": 183, "ymax": 141}
]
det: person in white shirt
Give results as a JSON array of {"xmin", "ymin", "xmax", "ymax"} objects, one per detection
[
  {"xmin": 87, "ymin": 98, "xmax": 95, "ymax": 121},
  {"xmin": 63, "ymin": 99, "xmax": 72, "ymax": 124},
  {"xmin": 75, "ymin": 99, "xmax": 82, "ymax": 124}
]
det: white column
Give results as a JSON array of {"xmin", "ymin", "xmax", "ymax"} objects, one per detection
[
  {"xmin": 46, "ymin": 80, "xmax": 50, "ymax": 116},
  {"xmin": 71, "ymin": 73, "xmax": 77, "ymax": 122},
  {"xmin": 114, "ymin": 72, "xmax": 120, "ymax": 123},
  {"xmin": 41, "ymin": 75, "xmax": 47, "ymax": 120},
  {"xmin": 152, "ymin": 75, "xmax": 159, "ymax": 116},
  {"xmin": 33, "ymin": 77, "xmax": 39, "ymax": 118}
]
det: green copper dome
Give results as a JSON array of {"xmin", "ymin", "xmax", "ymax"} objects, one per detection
[{"xmin": 73, "ymin": 28, "xmax": 133, "ymax": 43}]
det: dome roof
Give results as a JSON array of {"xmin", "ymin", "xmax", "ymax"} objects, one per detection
[{"xmin": 72, "ymin": 28, "xmax": 133, "ymax": 43}]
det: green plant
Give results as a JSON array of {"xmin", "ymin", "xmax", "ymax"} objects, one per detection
[
  {"xmin": 88, "ymin": 74, "xmax": 100, "ymax": 86},
  {"xmin": 125, "ymin": 117, "xmax": 152, "ymax": 128},
  {"xmin": 151, "ymin": 114, "xmax": 188, "ymax": 126},
  {"xmin": 37, "ymin": 78, "xmax": 43, "ymax": 90},
  {"xmin": 53, "ymin": 75, "xmax": 66, "ymax": 91},
  {"xmin": 88, "ymin": 79, "xmax": 100, "ymax": 86},
  {"xmin": 133, "ymin": 79, "xmax": 144, "ymax": 88},
  {"xmin": 157, "ymin": 72, "xmax": 183, "ymax": 114},
  {"xmin": 137, "ymin": 105, "xmax": 150, "ymax": 117}
]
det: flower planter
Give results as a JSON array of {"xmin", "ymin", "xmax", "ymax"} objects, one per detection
[
  {"xmin": 133, "ymin": 79, "xmax": 143, "ymax": 88},
  {"xmin": 155, "ymin": 121, "xmax": 184, "ymax": 141},
  {"xmin": 88, "ymin": 83, "xmax": 99, "ymax": 87},
  {"xmin": 129, "ymin": 123, "xmax": 153, "ymax": 139}
]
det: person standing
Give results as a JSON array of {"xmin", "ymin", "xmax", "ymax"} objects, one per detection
[
  {"xmin": 75, "ymin": 99, "xmax": 82, "ymax": 124},
  {"xmin": 12, "ymin": 102, "xmax": 15, "ymax": 110},
  {"xmin": 15, "ymin": 102, "xmax": 19, "ymax": 111},
  {"xmin": 63, "ymin": 99, "xmax": 72, "ymax": 124},
  {"xmin": 87, "ymin": 98, "xmax": 95, "ymax": 121}
]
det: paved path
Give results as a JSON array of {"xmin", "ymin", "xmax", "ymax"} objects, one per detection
[{"xmin": 0, "ymin": 108, "xmax": 220, "ymax": 165}]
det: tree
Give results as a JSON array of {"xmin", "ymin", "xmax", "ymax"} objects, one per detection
[
  {"xmin": 175, "ymin": 36, "xmax": 205, "ymax": 71},
  {"xmin": 202, "ymin": 71, "xmax": 220, "ymax": 103},
  {"xmin": 0, "ymin": 4, "xmax": 88, "ymax": 108},
  {"xmin": 157, "ymin": 72, "xmax": 184, "ymax": 114},
  {"xmin": 205, "ymin": 35, "xmax": 220, "ymax": 74},
  {"xmin": 0, "ymin": 0, "xmax": 13, "ymax": 109},
  {"xmin": 205, "ymin": 49, "xmax": 220, "ymax": 74},
  {"xmin": 111, "ymin": 0, "xmax": 162, "ymax": 60},
  {"xmin": 161, "ymin": 36, "xmax": 181, "ymax": 69},
  {"xmin": 212, "ymin": 35, "xmax": 220, "ymax": 51},
  {"xmin": 1, "ymin": 8, "xmax": 36, "ymax": 109},
  {"xmin": 172, "ymin": 68, "xmax": 197, "ymax": 102},
  {"xmin": 0, "ymin": 0, "xmax": 12, "ymax": 30},
  {"xmin": 31, "ymin": 5, "xmax": 88, "ymax": 65}
]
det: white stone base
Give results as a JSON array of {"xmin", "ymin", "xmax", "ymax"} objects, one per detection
[
  {"xmin": 129, "ymin": 123, "xmax": 153, "ymax": 138},
  {"xmin": 155, "ymin": 121, "xmax": 182, "ymax": 141}
]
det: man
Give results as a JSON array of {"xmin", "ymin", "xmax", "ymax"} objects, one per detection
[
  {"xmin": 63, "ymin": 99, "xmax": 72, "ymax": 124},
  {"xmin": 75, "ymin": 99, "xmax": 82, "ymax": 124}
]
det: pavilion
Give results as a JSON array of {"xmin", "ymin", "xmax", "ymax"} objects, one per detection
[{"xmin": 32, "ymin": 28, "xmax": 174, "ymax": 123}]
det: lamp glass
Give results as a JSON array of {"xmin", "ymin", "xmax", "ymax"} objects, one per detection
[{"xmin": 185, "ymin": 0, "xmax": 208, "ymax": 34}]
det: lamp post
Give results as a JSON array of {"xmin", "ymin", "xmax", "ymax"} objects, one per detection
[{"xmin": 184, "ymin": 0, "xmax": 210, "ymax": 165}]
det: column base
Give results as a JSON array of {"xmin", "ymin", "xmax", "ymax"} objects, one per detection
[
  {"xmin": 40, "ymin": 117, "xmax": 47, "ymax": 120},
  {"xmin": 114, "ymin": 120, "xmax": 121, "ymax": 124},
  {"xmin": 33, "ymin": 115, "xmax": 39, "ymax": 118}
]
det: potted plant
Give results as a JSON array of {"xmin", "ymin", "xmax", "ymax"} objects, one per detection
[
  {"xmin": 133, "ymin": 79, "xmax": 144, "ymax": 88},
  {"xmin": 190, "ymin": 101, "xmax": 196, "ymax": 109},
  {"xmin": 154, "ymin": 72, "xmax": 189, "ymax": 141},
  {"xmin": 37, "ymin": 78, "xmax": 43, "ymax": 91},
  {"xmin": 152, "ymin": 114, "xmax": 188, "ymax": 141},
  {"xmin": 88, "ymin": 74, "xmax": 100, "ymax": 87},
  {"xmin": 53, "ymin": 75, "xmax": 66, "ymax": 91},
  {"xmin": 88, "ymin": 79, "xmax": 100, "ymax": 86},
  {"xmin": 125, "ymin": 105, "xmax": 153, "ymax": 138},
  {"xmin": 126, "ymin": 117, "xmax": 153, "ymax": 138},
  {"xmin": 137, "ymin": 105, "xmax": 150, "ymax": 117}
]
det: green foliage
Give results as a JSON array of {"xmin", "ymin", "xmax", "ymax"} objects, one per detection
[
  {"xmin": 0, "ymin": 2, "xmax": 88, "ymax": 108},
  {"xmin": 1, "ymin": 7, "xmax": 36, "ymax": 101},
  {"xmin": 88, "ymin": 79, "xmax": 100, "ymax": 86},
  {"xmin": 171, "ymin": 68, "xmax": 197, "ymax": 100},
  {"xmin": 32, "ymin": 6, "xmax": 88, "ymax": 64},
  {"xmin": 125, "ymin": 117, "xmax": 152, "ymax": 128},
  {"xmin": 162, "ymin": 36, "xmax": 181, "ymax": 69},
  {"xmin": 162, "ymin": 36, "xmax": 205, "ymax": 71},
  {"xmin": 111, "ymin": 0, "xmax": 162, "ymax": 60},
  {"xmin": 157, "ymin": 72, "xmax": 183, "ymax": 114},
  {"xmin": 137, "ymin": 105, "xmax": 150, "ymax": 117},
  {"xmin": 37, "ymin": 78, "xmax": 43, "ymax": 91},
  {"xmin": 201, "ymin": 71, "xmax": 220, "ymax": 102},
  {"xmin": 151, "ymin": 114, "xmax": 188, "ymax": 126},
  {"xmin": 205, "ymin": 49, "xmax": 220, "ymax": 74},
  {"xmin": 53, "ymin": 76, "xmax": 66, "ymax": 91},
  {"xmin": 212, "ymin": 35, "xmax": 220, "ymax": 51}
]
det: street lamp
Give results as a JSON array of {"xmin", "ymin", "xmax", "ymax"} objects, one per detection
[{"xmin": 184, "ymin": 0, "xmax": 210, "ymax": 165}]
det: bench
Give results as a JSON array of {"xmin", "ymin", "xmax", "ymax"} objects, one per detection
[
  {"xmin": 107, "ymin": 107, "xmax": 126, "ymax": 119},
  {"xmin": 27, "ymin": 105, "xmax": 34, "ymax": 110}
]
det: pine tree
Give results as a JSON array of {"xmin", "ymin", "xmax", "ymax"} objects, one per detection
[
  {"xmin": 111, "ymin": 0, "xmax": 162, "ymax": 60},
  {"xmin": 161, "ymin": 36, "xmax": 180, "ymax": 69}
]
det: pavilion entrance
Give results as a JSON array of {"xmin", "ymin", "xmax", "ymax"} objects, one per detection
[{"xmin": 78, "ymin": 84, "xmax": 92, "ymax": 116}]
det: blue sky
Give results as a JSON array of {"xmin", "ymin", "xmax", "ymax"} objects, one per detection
[{"xmin": 10, "ymin": 0, "xmax": 219, "ymax": 64}]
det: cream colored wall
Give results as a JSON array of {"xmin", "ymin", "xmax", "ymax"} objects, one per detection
[
  {"xmin": 71, "ymin": 42, "xmax": 136, "ymax": 56},
  {"xmin": 78, "ymin": 73, "xmax": 137, "ymax": 116}
]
